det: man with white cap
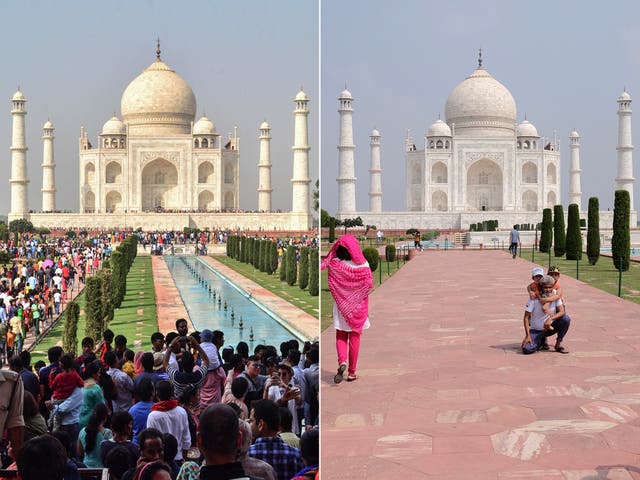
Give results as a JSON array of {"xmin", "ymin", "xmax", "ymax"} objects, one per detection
[{"xmin": 521, "ymin": 273, "xmax": 571, "ymax": 354}]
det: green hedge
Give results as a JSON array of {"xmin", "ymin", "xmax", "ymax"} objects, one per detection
[
  {"xmin": 612, "ymin": 190, "xmax": 630, "ymax": 271},
  {"xmin": 363, "ymin": 247, "xmax": 379, "ymax": 272},
  {"xmin": 586, "ymin": 197, "xmax": 600, "ymax": 265},
  {"xmin": 298, "ymin": 247, "xmax": 309, "ymax": 290}
]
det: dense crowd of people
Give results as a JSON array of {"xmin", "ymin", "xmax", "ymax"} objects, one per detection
[{"xmin": 0, "ymin": 318, "xmax": 319, "ymax": 480}]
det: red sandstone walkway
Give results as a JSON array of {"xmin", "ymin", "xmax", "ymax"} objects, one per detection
[
  {"xmin": 321, "ymin": 250, "xmax": 640, "ymax": 480},
  {"xmin": 152, "ymin": 255, "xmax": 190, "ymax": 333}
]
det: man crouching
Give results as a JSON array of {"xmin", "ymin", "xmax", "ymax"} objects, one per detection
[{"xmin": 521, "ymin": 274, "xmax": 571, "ymax": 354}]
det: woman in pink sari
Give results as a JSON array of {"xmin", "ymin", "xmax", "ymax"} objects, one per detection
[{"xmin": 321, "ymin": 235, "xmax": 373, "ymax": 383}]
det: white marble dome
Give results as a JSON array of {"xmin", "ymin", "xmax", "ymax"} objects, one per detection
[
  {"xmin": 445, "ymin": 67, "xmax": 517, "ymax": 136},
  {"xmin": 260, "ymin": 121, "xmax": 270, "ymax": 129},
  {"xmin": 12, "ymin": 90, "xmax": 24, "ymax": 101},
  {"xmin": 121, "ymin": 59, "xmax": 196, "ymax": 135},
  {"xmin": 370, "ymin": 128, "xmax": 381, "ymax": 136},
  {"xmin": 516, "ymin": 120, "xmax": 538, "ymax": 137},
  {"xmin": 570, "ymin": 129, "xmax": 580, "ymax": 138},
  {"xmin": 193, "ymin": 115, "xmax": 216, "ymax": 135},
  {"xmin": 295, "ymin": 90, "xmax": 309, "ymax": 101},
  {"xmin": 619, "ymin": 90, "xmax": 631, "ymax": 101},
  {"xmin": 101, "ymin": 116, "xmax": 125, "ymax": 135},
  {"xmin": 427, "ymin": 119, "xmax": 452, "ymax": 137},
  {"xmin": 43, "ymin": 120, "xmax": 54, "ymax": 129}
]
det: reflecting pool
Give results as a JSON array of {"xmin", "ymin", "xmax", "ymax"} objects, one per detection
[{"xmin": 164, "ymin": 256, "xmax": 307, "ymax": 348}]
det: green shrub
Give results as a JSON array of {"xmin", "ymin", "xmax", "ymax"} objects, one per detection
[
  {"xmin": 363, "ymin": 247, "xmax": 379, "ymax": 272},
  {"xmin": 587, "ymin": 197, "xmax": 600, "ymax": 265},
  {"xmin": 286, "ymin": 247, "xmax": 297, "ymax": 286},
  {"xmin": 298, "ymin": 247, "xmax": 309, "ymax": 290},
  {"xmin": 385, "ymin": 244, "xmax": 396, "ymax": 262},
  {"xmin": 565, "ymin": 204, "xmax": 582, "ymax": 260},
  {"xmin": 269, "ymin": 242, "xmax": 278, "ymax": 275},
  {"xmin": 98, "ymin": 269, "xmax": 114, "ymax": 333},
  {"xmin": 62, "ymin": 301, "xmax": 80, "ymax": 356},
  {"xmin": 110, "ymin": 250, "xmax": 125, "ymax": 308},
  {"xmin": 553, "ymin": 205, "xmax": 566, "ymax": 257},
  {"xmin": 612, "ymin": 190, "xmax": 630, "ymax": 271},
  {"xmin": 308, "ymin": 248, "xmax": 319, "ymax": 297}
]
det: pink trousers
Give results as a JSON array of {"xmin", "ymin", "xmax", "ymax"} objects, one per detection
[{"xmin": 336, "ymin": 329, "xmax": 361, "ymax": 375}]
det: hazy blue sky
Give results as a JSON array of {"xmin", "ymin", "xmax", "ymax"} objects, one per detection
[
  {"xmin": 1, "ymin": 0, "xmax": 318, "ymax": 216},
  {"xmin": 321, "ymin": 0, "xmax": 640, "ymax": 214}
]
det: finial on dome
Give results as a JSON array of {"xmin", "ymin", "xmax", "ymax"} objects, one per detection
[
  {"xmin": 478, "ymin": 48, "xmax": 483, "ymax": 68},
  {"xmin": 156, "ymin": 38, "xmax": 161, "ymax": 60},
  {"xmin": 438, "ymin": 113, "xmax": 441, "ymax": 120},
  {"xmin": 524, "ymin": 112, "xmax": 527, "ymax": 121}
]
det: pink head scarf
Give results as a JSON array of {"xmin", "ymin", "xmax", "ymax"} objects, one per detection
[{"xmin": 321, "ymin": 235, "xmax": 372, "ymax": 332}]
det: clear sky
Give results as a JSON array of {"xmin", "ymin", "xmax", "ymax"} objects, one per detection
[
  {"xmin": 321, "ymin": 0, "xmax": 640, "ymax": 215},
  {"xmin": 1, "ymin": 0, "xmax": 318, "ymax": 216}
]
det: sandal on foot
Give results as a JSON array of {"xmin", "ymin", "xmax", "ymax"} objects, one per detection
[
  {"xmin": 334, "ymin": 364, "xmax": 347, "ymax": 384},
  {"xmin": 346, "ymin": 374, "xmax": 358, "ymax": 382},
  {"xmin": 538, "ymin": 343, "xmax": 550, "ymax": 351},
  {"xmin": 554, "ymin": 346, "xmax": 569, "ymax": 354}
]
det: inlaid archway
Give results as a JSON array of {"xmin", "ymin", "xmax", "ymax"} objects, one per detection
[
  {"xmin": 141, "ymin": 158, "xmax": 179, "ymax": 211},
  {"xmin": 466, "ymin": 159, "xmax": 503, "ymax": 211}
]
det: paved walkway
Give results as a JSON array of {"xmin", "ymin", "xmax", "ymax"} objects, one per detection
[
  {"xmin": 151, "ymin": 255, "xmax": 191, "ymax": 333},
  {"xmin": 321, "ymin": 250, "xmax": 640, "ymax": 479}
]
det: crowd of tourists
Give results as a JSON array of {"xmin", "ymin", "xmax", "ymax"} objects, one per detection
[{"xmin": 0, "ymin": 317, "xmax": 319, "ymax": 480}]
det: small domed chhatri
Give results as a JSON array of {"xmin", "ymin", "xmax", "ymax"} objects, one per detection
[
  {"xmin": 295, "ymin": 89, "xmax": 309, "ymax": 102},
  {"xmin": 193, "ymin": 115, "xmax": 216, "ymax": 135},
  {"xmin": 516, "ymin": 119, "xmax": 539, "ymax": 137},
  {"xmin": 427, "ymin": 119, "xmax": 452, "ymax": 137},
  {"xmin": 101, "ymin": 116, "xmax": 125, "ymax": 135},
  {"xmin": 12, "ymin": 89, "xmax": 25, "ymax": 102}
]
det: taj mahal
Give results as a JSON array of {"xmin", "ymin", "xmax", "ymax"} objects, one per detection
[
  {"xmin": 9, "ymin": 42, "xmax": 313, "ymax": 231},
  {"xmin": 335, "ymin": 53, "xmax": 637, "ymax": 230}
]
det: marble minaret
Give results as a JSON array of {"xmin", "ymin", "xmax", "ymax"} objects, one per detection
[
  {"xmin": 337, "ymin": 88, "xmax": 356, "ymax": 215},
  {"xmin": 42, "ymin": 119, "xmax": 56, "ymax": 212},
  {"xmin": 258, "ymin": 120, "xmax": 272, "ymax": 212},
  {"xmin": 10, "ymin": 89, "xmax": 29, "ymax": 221},
  {"xmin": 568, "ymin": 129, "xmax": 581, "ymax": 210},
  {"xmin": 368, "ymin": 128, "xmax": 382, "ymax": 212},
  {"xmin": 616, "ymin": 90, "xmax": 635, "ymax": 211},
  {"xmin": 291, "ymin": 89, "xmax": 310, "ymax": 214}
]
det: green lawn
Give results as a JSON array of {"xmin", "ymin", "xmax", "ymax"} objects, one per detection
[
  {"xmin": 212, "ymin": 256, "xmax": 319, "ymax": 318},
  {"xmin": 32, "ymin": 256, "xmax": 158, "ymax": 363},
  {"xmin": 321, "ymin": 251, "xmax": 407, "ymax": 331},
  {"xmin": 515, "ymin": 247, "xmax": 640, "ymax": 303}
]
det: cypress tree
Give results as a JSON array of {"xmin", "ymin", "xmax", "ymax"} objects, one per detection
[
  {"xmin": 328, "ymin": 217, "xmax": 336, "ymax": 243},
  {"xmin": 586, "ymin": 197, "xmax": 600, "ymax": 265},
  {"xmin": 308, "ymin": 248, "xmax": 319, "ymax": 296},
  {"xmin": 298, "ymin": 247, "xmax": 309, "ymax": 290},
  {"xmin": 98, "ymin": 269, "xmax": 114, "ymax": 334},
  {"xmin": 110, "ymin": 250, "xmax": 125, "ymax": 308},
  {"xmin": 553, "ymin": 205, "xmax": 566, "ymax": 257},
  {"xmin": 85, "ymin": 275, "xmax": 103, "ymax": 342},
  {"xmin": 253, "ymin": 239, "xmax": 261, "ymax": 269},
  {"xmin": 62, "ymin": 301, "xmax": 80, "ymax": 356},
  {"xmin": 259, "ymin": 240, "xmax": 268, "ymax": 272},
  {"xmin": 612, "ymin": 190, "xmax": 631, "ymax": 271},
  {"xmin": 280, "ymin": 250, "xmax": 287, "ymax": 282},
  {"xmin": 565, "ymin": 203, "xmax": 582, "ymax": 260},
  {"xmin": 385, "ymin": 244, "xmax": 396, "ymax": 262},
  {"xmin": 539, "ymin": 208, "xmax": 553, "ymax": 253},
  {"xmin": 269, "ymin": 242, "xmax": 279, "ymax": 274},
  {"xmin": 286, "ymin": 246, "xmax": 297, "ymax": 286}
]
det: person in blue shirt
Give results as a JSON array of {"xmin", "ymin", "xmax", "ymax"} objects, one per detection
[{"xmin": 129, "ymin": 377, "xmax": 155, "ymax": 445}]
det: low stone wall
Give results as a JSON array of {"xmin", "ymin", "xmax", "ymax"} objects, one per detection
[{"xmin": 28, "ymin": 212, "xmax": 313, "ymax": 231}]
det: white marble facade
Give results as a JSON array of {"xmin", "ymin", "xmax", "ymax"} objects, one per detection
[
  {"xmin": 79, "ymin": 50, "xmax": 239, "ymax": 215},
  {"xmin": 405, "ymin": 63, "xmax": 561, "ymax": 218}
]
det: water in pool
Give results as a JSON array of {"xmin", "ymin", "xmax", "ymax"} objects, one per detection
[{"xmin": 164, "ymin": 256, "xmax": 306, "ymax": 348}]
